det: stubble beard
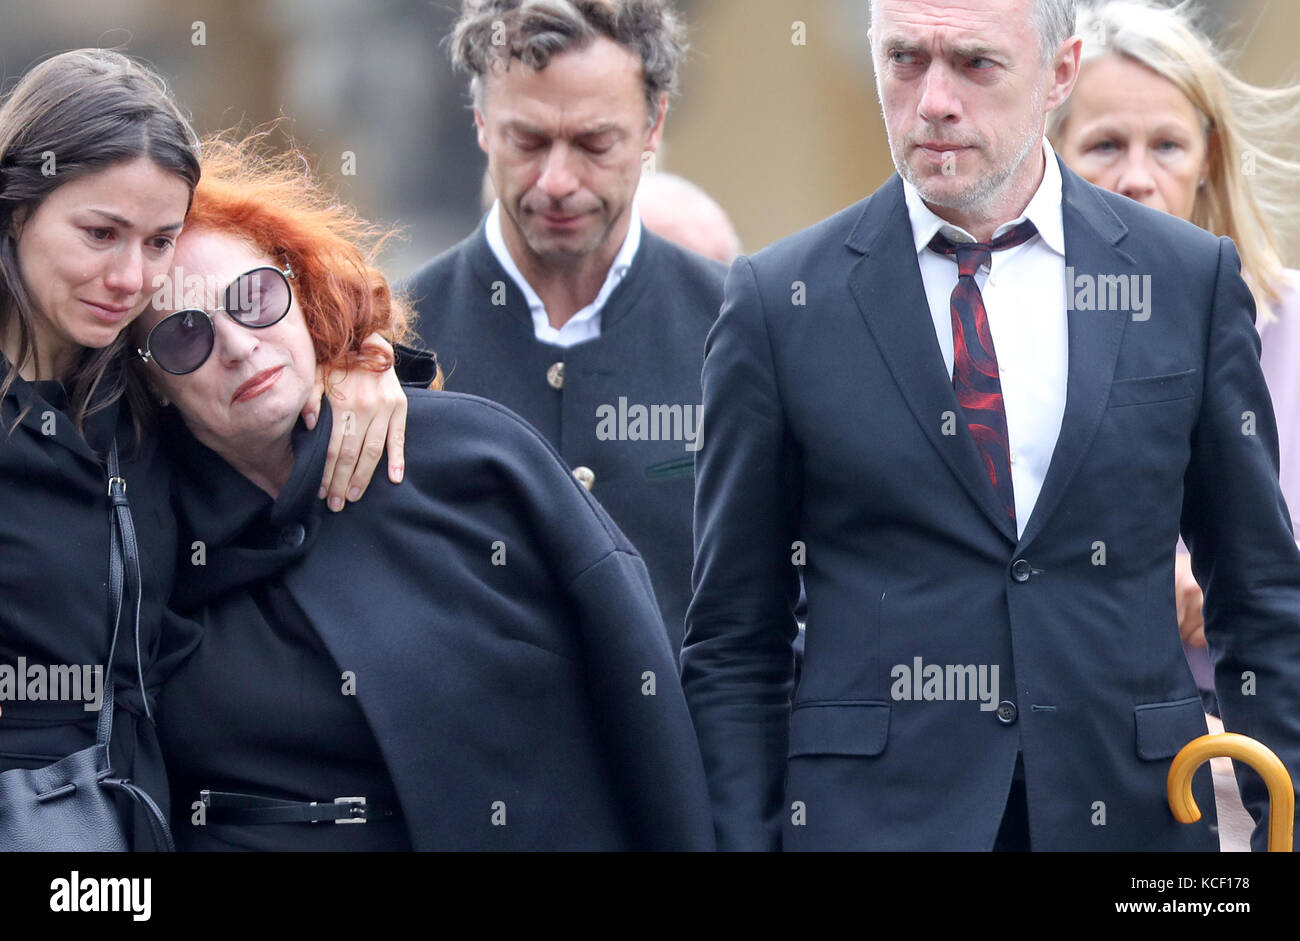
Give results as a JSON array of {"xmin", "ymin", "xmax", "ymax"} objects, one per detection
[{"xmin": 887, "ymin": 88, "xmax": 1047, "ymax": 217}]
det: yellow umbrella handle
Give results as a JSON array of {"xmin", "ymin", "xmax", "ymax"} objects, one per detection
[{"xmin": 1167, "ymin": 732, "xmax": 1295, "ymax": 852}]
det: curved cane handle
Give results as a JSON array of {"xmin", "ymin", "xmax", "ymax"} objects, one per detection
[{"xmin": 1167, "ymin": 733, "xmax": 1294, "ymax": 852}]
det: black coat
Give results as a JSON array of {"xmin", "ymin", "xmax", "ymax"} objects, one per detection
[
  {"xmin": 0, "ymin": 362, "xmax": 199, "ymax": 847},
  {"xmin": 158, "ymin": 390, "xmax": 715, "ymax": 850},
  {"xmin": 402, "ymin": 224, "xmax": 726, "ymax": 650}
]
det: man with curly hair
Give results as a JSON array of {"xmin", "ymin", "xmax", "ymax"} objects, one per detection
[{"xmin": 404, "ymin": 1, "xmax": 725, "ymax": 656}]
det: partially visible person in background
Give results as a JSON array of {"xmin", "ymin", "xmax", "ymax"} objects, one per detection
[
  {"xmin": 1050, "ymin": 0, "xmax": 1300, "ymax": 851},
  {"xmin": 636, "ymin": 171, "xmax": 742, "ymax": 264},
  {"xmin": 404, "ymin": 0, "xmax": 726, "ymax": 653}
]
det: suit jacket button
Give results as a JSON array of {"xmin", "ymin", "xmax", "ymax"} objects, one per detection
[
  {"xmin": 279, "ymin": 523, "xmax": 306, "ymax": 548},
  {"xmin": 1011, "ymin": 559, "xmax": 1032, "ymax": 582},
  {"xmin": 547, "ymin": 362, "xmax": 565, "ymax": 390},
  {"xmin": 572, "ymin": 466, "xmax": 596, "ymax": 491},
  {"xmin": 996, "ymin": 701, "xmax": 1018, "ymax": 725}
]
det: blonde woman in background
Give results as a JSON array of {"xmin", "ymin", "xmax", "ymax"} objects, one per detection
[{"xmin": 1050, "ymin": 0, "xmax": 1300, "ymax": 851}]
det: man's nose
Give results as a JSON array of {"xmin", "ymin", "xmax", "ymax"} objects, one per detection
[
  {"xmin": 103, "ymin": 242, "xmax": 145, "ymax": 296},
  {"xmin": 917, "ymin": 66, "xmax": 961, "ymax": 124},
  {"xmin": 1115, "ymin": 145, "xmax": 1159, "ymax": 204},
  {"xmin": 536, "ymin": 143, "xmax": 580, "ymax": 200}
]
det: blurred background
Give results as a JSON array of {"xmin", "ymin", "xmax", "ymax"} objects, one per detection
[{"xmin": 0, "ymin": 0, "xmax": 1295, "ymax": 276}]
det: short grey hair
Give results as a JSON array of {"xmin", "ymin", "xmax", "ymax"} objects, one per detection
[
  {"xmin": 449, "ymin": 0, "xmax": 688, "ymax": 123},
  {"xmin": 869, "ymin": 0, "xmax": 1077, "ymax": 65}
]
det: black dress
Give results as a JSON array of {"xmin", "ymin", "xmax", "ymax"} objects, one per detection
[{"xmin": 0, "ymin": 359, "xmax": 200, "ymax": 848}]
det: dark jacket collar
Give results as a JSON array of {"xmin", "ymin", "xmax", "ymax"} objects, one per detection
[
  {"xmin": 1, "ymin": 353, "xmax": 124, "ymax": 465},
  {"xmin": 165, "ymin": 400, "xmax": 333, "ymax": 609}
]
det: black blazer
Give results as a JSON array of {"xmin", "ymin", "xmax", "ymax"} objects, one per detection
[
  {"xmin": 402, "ymin": 223, "xmax": 726, "ymax": 651},
  {"xmin": 161, "ymin": 390, "xmax": 715, "ymax": 850},
  {"xmin": 682, "ymin": 160, "xmax": 1300, "ymax": 851}
]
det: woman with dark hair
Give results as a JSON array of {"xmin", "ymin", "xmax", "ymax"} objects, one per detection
[
  {"xmin": 0, "ymin": 50, "xmax": 406, "ymax": 850},
  {"xmin": 134, "ymin": 135, "xmax": 714, "ymax": 851}
]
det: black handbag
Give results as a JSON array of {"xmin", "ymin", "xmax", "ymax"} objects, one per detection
[{"xmin": 0, "ymin": 439, "xmax": 174, "ymax": 851}]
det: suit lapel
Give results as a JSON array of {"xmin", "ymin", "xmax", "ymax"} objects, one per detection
[
  {"xmin": 1017, "ymin": 163, "xmax": 1134, "ymax": 549},
  {"xmin": 846, "ymin": 177, "xmax": 1018, "ymax": 543}
]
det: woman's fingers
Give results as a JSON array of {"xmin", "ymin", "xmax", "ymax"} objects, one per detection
[{"xmin": 318, "ymin": 363, "xmax": 408, "ymax": 509}]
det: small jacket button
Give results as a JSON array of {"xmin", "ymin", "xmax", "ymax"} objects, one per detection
[
  {"xmin": 1011, "ymin": 559, "xmax": 1032, "ymax": 582},
  {"xmin": 995, "ymin": 701, "xmax": 1018, "ymax": 725},
  {"xmin": 546, "ymin": 362, "xmax": 565, "ymax": 390},
  {"xmin": 572, "ymin": 466, "xmax": 595, "ymax": 491},
  {"xmin": 279, "ymin": 523, "xmax": 306, "ymax": 548}
]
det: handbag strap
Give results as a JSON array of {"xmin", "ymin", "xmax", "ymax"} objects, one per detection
[
  {"xmin": 101, "ymin": 439, "xmax": 176, "ymax": 852},
  {"xmin": 101, "ymin": 777, "xmax": 176, "ymax": 852},
  {"xmin": 99, "ymin": 439, "xmax": 151, "ymax": 750}
]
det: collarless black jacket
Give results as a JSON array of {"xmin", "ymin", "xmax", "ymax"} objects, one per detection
[
  {"xmin": 159, "ymin": 390, "xmax": 715, "ymax": 850},
  {"xmin": 401, "ymin": 224, "xmax": 726, "ymax": 651}
]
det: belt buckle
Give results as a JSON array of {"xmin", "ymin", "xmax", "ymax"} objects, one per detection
[{"xmin": 333, "ymin": 796, "xmax": 366, "ymax": 824}]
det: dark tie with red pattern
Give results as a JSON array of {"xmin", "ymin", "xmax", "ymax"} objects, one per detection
[{"xmin": 927, "ymin": 220, "xmax": 1039, "ymax": 526}]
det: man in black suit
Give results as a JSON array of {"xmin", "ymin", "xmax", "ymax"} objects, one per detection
[
  {"xmin": 682, "ymin": 0, "xmax": 1300, "ymax": 851},
  {"xmin": 404, "ymin": 0, "xmax": 725, "ymax": 652}
]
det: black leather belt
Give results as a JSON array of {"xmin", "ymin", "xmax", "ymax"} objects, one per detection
[{"xmin": 200, "ymin": 790, "xmax": 400, "ymax": 825}]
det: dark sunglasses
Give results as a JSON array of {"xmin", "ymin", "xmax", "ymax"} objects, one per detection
[{"xmin": 137, "ymin": 264, "xmax": 295, "ymax": 375}]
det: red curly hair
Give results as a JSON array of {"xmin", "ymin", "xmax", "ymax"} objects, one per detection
[{"xmin": 183, "ymin": 130, "xmax": 414, "ymax": 375}]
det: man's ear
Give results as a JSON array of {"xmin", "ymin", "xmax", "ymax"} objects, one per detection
[
  {"xmin": 474, "ymin": 107, "xmax": 489, "ymax": 154},
  {"xmin": 1044, "ymin": 36, "xmax": 1083, "ymax": 113},
  {"xmin": 645, "ymin": 95, "xmax": 668, "ymax": 154}
]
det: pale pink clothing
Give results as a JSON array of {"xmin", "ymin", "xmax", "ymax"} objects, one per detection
[{"xmin": 1256, "ymin": 270, "xmax": 1300, "ymax": 529}]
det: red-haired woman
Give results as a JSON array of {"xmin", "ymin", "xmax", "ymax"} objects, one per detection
[{"xmin": 131, "ymin": 136, "xmax": 714, "ymax": 851}]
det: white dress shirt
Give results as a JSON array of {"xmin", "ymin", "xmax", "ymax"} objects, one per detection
[
  {"xmin": 902, "ymin": 138, "xmax": 1069, "ymax": 538},
  {"xmin": 485, "ymin": 200, "xmax": 642, "ymax": 348}
]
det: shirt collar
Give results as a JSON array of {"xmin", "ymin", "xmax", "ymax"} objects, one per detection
[
  {"xmin": 484, "ymin": 200, "xmax": 642, "ymax": 316},
  {"xmin": 902, "ymin": 137, "xmax": 1065, "ymax": 258}
]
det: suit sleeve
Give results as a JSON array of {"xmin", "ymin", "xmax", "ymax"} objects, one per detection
[
  {"xmin": 1181, "ymin": 236, "xmax": 1300, "ymax": 851},
  {"xmin": 680, "ymin": 256, "xmax": 803, "ymax": 851},
  {"xmin": 569, "ymin": 547, "xmax": 716, "ymax": 850}
]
